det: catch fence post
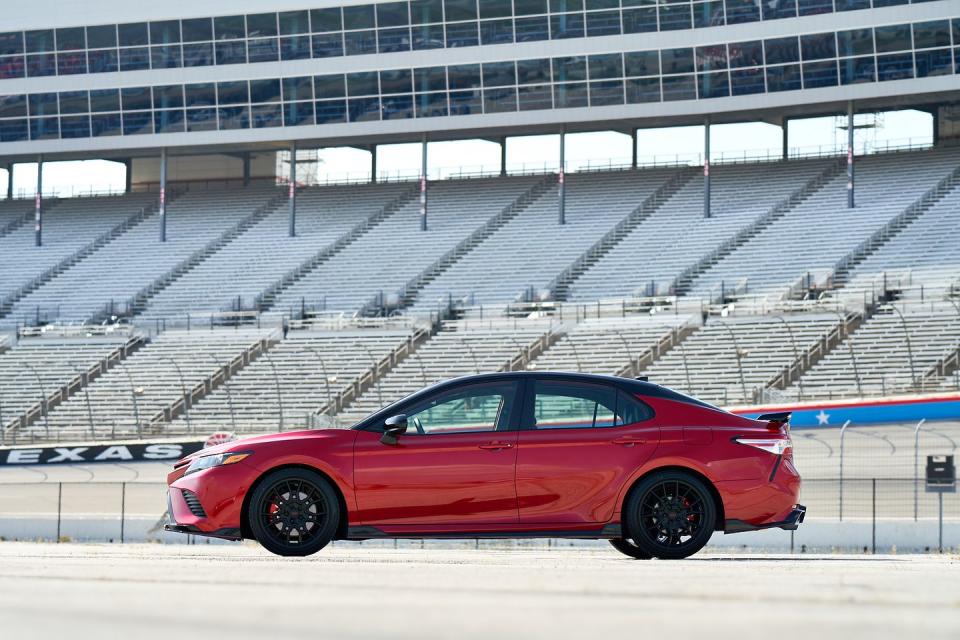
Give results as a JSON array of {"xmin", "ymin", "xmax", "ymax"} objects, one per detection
[
  {"xmin": 871, "ymin": 478, "xmax": 876, "ymax": 554},
  {"xmin": 56, "ymin": 482, "xmax": 62, "ymax": 543},
  {"xmin": 938, "ymin": 492, "xmax": 944, "ymax": 554},
  {"xmin": 120, "ymin": 482, "xmax": 126, "ymax": 544}
]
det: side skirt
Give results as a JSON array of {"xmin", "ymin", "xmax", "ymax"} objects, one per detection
[{"xmin": 344, "ymin": 524, "xmax": 622, "ymax": 541}]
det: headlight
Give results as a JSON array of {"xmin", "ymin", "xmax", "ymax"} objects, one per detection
[{"xmin": 184, "ymin": 451, "xmax": 252, "ymax": 476}]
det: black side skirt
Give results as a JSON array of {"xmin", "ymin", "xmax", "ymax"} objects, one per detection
[{"xmin": 345, "ymin": 523, "xmax": 623, "ymax": 541}]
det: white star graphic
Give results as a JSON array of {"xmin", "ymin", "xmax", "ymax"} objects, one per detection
[{"xmin": 816, "ymin": 410, "xmax": 830, "ymax": 426}]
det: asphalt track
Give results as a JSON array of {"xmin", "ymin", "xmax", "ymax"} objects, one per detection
[{"xmin": 0, "ymin": 543, "xmax": 956, "ymax": 640}]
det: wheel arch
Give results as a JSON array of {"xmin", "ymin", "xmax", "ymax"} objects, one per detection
[
  {"xmin": 621, "ymin": 465, "xmax": 725, "ymax": 532},
  {"xmin": 240, "ymin": 463, "xmax": 350, "ymax": 540}
]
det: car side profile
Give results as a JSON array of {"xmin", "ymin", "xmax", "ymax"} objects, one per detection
[{"xmin": 165, "ymin": 372, "xmax": 804, "ymax": 559}]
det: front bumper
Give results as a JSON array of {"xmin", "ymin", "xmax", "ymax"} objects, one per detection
[
  {"xmin": 163, "ymin": 523, "xmax": 244, "ymax": 541},
  {"xmin": 724, "ymin": 504, "xmax": 806, "ymax": 533},
  {"xmin": 166, "ymin": 461, "xmax": 258, "ymax": 537}
]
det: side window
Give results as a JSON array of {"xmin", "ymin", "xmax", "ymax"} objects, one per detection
[
  {"xmin": 405, "ymin": 382, "xmax": 516, "ymax": 435},
  {"xmin": 532, "ymin": 381, "xmax": 618, "ymax": 429},
  {"xmin": 616, "ymin": 390, "xmax": 654, "ymax": 425}
]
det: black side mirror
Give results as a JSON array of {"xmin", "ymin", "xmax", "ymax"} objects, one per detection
[{"xmin": 381, "ymin": 414, "xmax": 408, "ymax": 445}]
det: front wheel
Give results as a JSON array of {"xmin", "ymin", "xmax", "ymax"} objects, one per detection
[
  {"xmin": 623, "ymin": 470, "xmax": 717, "ymax": 560},
  {"xmin": 248, "ymin": 468, "xmax": 340, "ymax": 557}
]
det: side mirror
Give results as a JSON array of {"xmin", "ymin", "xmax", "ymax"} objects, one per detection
[{"xmin": 381, "ymin": 414, "xmax": 408, "ymax": 445}]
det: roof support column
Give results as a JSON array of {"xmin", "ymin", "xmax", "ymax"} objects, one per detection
[
  {"xmin": 631, "ymin": 128, "xmax": 638, "ymax": 169},
  {"xmin": 500, "ymin": 136, "xmax": 507, "ymax": 177},
  {"xmin": 558, "ymin": 127, "xmax": 566, "ymax": 225},
  {"xmin": 242, "ymin": 152, "xmax": 251, "ymax": 187},
  {"xmin": 34, "ymin": 155, "xmax": 43, "ymax": 247},
  {"xmin": 370, "ymin": 145, "xmax": 378, "ymax": 183},
  {"xmin": 123, "ymin": 159, "xmax": 132, "ymax": 193},
  {"xmin": 782, "ymin": 118, "xmax": 789, "ymax": 161},
  {"xmin": 288, "ymin": 141, "xmax": 298, "ymax": 237},
  {"xmin": 703, "ymin": 117, "xmax": 711, "ymax": 219},
  {"xmin": 420, "ymin": 134, "xmax": 428, "ymax": 231},
  {"xmin": 159, "ymin": 148, "xmax": 167, "ymax": 242},
  {"xmin": 847, "ymin": 102, "xmax": 855, "ymax": 209},
  {"xmin": 6, "ymin": 163, "xmax": 12, "ymax": 199}
]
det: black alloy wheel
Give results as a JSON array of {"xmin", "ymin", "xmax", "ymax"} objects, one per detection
[
  {"xmin": 248, "ymin": 468, "xmax": 339, "ymax": 557},
  {"xmin": 623, "ymin": 470, "xmax": 716, "ymax": 560}
]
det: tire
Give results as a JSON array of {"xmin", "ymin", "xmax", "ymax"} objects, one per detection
[
  {"xmin": 608, "ymin": 537, "xmax": 653, "ymax": 559},
  {"xmin": 248, "ymin": 468, "xmax": 340, "ymax": 557},
  {"xmin": 623, "ymin": 470, "xmax": 717, "ymax": 560}
]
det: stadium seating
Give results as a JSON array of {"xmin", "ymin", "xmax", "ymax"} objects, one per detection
[{"xmin": 0, "ymin": 198, "xmax": 33, "ymax": 233}]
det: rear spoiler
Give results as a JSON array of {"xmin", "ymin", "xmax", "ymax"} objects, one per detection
[{"xmin": 757, "ymin": 412, "xmax": 791, "ymax": 425}]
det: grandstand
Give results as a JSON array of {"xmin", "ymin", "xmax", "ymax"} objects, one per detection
[{"xmin": 0, "ymin": 1, "xmax": 958, "ymax": 451}]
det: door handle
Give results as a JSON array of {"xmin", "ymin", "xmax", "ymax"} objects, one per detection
[
  {"xmin": 611, "ymin": 436, "xmax": 646, "ymax": 447},
  {"xmin": 478, "ymin": 442, "xmax": 513, "ymax": 451}
]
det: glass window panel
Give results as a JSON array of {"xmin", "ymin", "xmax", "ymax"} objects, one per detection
[
  {"xmin": 120, "ymin": 87, "xmax": 151, "ymax": 111},
  {"xmin": 282, "ymin": 76, "xmax": 313, "ymax": 101},
  {"xmin": 839, "ymin": 56, "xmax": 875, "ymax": 84},
  {"xmin": 91, "ymin": 113, "xmax": 122, "ymax": 136},
  {"xmin": 696, "ymin": 45, "xmax": 728, "ymax": 71},
  {"xmin": 415, "ymin": 91, "xmax": 450, "ymax": 117},
  {"xmin": 279, "ymin": 11, "xmax": 311, "ymax": 35},
  {"xmin": 694, "ymin": 1, "xmax": 725, "ymax": 28},
  {"xmin": 348, "ymin": 71, "xmax": 380, "ymax": 96},
  {"xmin": 247, "ymin": 13, "xmax": 278, "ymax": 38},
  {"xmin": 118, "ymin": 23, "xmax": 149, "ymax": 47},
  {"xmin": 0, "ymin": 95, "xmax": 27, "ymax": 118},
  {"xmin": 835, "ymin": 0, "xmax": 869, "ymax": 10},
  {"xmin": 315, "ymin": 75, "xmax": 346, "ymax": 99},
  {"xmin": 586, "ymin": 11, "xmax": 621, "ymax": 37},
  {"xmin": 182, "ymin": 18, "xmax": 213, "ymax": 42},
  {"xmin": 217, "ymin": 81, "xmax": 249, "ymax": 105},
  {"xmin": 56, "ymin": 27, "xmax": 85, "ymax": 51},
  {"xmin": 252, "ymin": 103, "xmax": 283, "ymax": 128},
  {"xmin": 954, "ymin": 19, "xmax": 960, "ymax": 46},
  {"xmin": 698, "ymin": 71, "xmax": 730, "ymax": 98},
  {"xmin": 532, "ymin": 381, "xmax": 618, "ymax": 430},
  {"xmin": 315, "ymin": 99, "xmax": 347, "ymax": 124},
  {"xmin": 797, "ymin": 0, "xmax": 832, "ymax": 15},
  {"xmin": 553, "ymin": 56, "xmax": 587, "ymax": 82},
  {"xmin": 250, "ymin": 78, "xmax": 282, "ymax": 103},
  {"xmin": 413, "ymin": 24, "xmax": 446, "ymax": 49},
  {"xmin": 586, "ymin": 0, "xmax": 618, "ymax": 9},
  {"xmin": 837, "ymin": 29, "xmax": 873, "ymax": 57},
  {"xmin": 480, "ymin": 0, "xmax": 512, "ymax": 19},
  {"xmin": 86, "ymin": 25, "xmax": 117, "ymax": 49},
  {"xmin": 449, "ymin": 89, "xmax": 482, "ymax": 115},
  {"xmin": 284, "ymin": 101, "xmax": 315, "ymax": 126},
  {"xmin": 312, "ymin": 33, "xmax": 344, "ymax": 57},
  {"xmin": 802, "ymin": 60, "xmax": 838, "ymax": 88},
  {"xmin": 89, "ymin": 89, "xmax": 120, "ymax": 112},
  {"xmin": 660, "ymin": 4, "xmax": 692, "ymax": 31},
  {"xmin": 551, "ymin": 13, "xmax": 584, "ymax": 39},
  {"xmin": 26, "ymin": 30, "xmax": 55, "ymax": 53},
  {"xmin": 766, "ymin": 64, "xmax": 802, "ymax": 91},
  {"xmin": 382, "ymin": 93, "xmax": 414, "ymax": 119},
  {"xmin": 483, "ymin": 61, "xmax": 516, "ymax": 87},
  {"xmin": 913, "ymin": 21, "xmax": 951, "ymax": 50},
  {"xmin": 445, "ymin": 0, "xmax": 478, "ymax": 21},
  {"xmin": 873, "ymin": 0, "xmax": 908, "ymax": 5},
  {"xmin": 762, "ymin": 0, "xmax": 796, "ymax": 20},
  {"xmin": 152, "ymin": 85, "xmax": 184, "ymax": 110},
  {"xmin": 215, "ymin": 40, "xmax": 247, "ymax": 64},
  {"xmin": 247, "ymin": 38, "xmax": 279, "ymax": 63},
  {"xmin": 183, "ymin": 43, "xmax": 214, "ymax": 66},
  {"xmin": 151, "ymin": 44, "xmax": 182, "ymax": 69},
  {"xmin": 551, "ymin": 0, "xmax": 583, "ymax": 10},
  {"xmin": 765, "ymin": 37, "xmax": 799, "ymax": 64},
  {"xmin": 801, "ymin": 32, "xmax": 836, "ymax": 61},
  {"xmin": 626, "ymin": 76, "xmax": 660, "ymax": 103},
  {"xmin": 518, "ymin": 84, "xmax": 553, "ymax": 111},
  {"xmin": 218, "ymin": 106, "xmax": 250, "ymax": 130},
  {"xmin": 483, "ymin": 87, "xmax": 517, "ymax": 113},
  {"xmin": 728, "ymin": 41, "xmax": 763, "ymax": 68},
  {"xmin": 448, "ymin": 64, "xmax": 481, "ymax": 89},
  {"xmin": 26, "ymin": 53, "xmax": 56, "ymax": 77},
  {"xmin": 29, "ymin": 93, "xmax": 57, "ymax": 117},
  {"xmin": 379, "ymin": 2, "xmax": 411, "ymax": 27},
  {"xmin": 119, "ymin": 47, "xmax": 150, "ymax": 71},
  {"xmin": 311, "ymin": 8, "xmax": 343, "ymax": 32},
  {"xmin": 30, "ymin": 116, "xmax": 59, "ymax": 140},
  {"xmin": 185, "ymin": 83, "xmax": 216, "ymax": 107},
  {"xmin": 349, "ymin": 96, "xmax": 381, "ymax": 121},
  {"xmin": 589, "ymin": 79, "xmax": 624, "ymax": 106},
  {"xmin": 150, "ymin": 20, "xmax": 181, "ymax": 44},
  {"xmin": 730, "ymin": 67, "xmax": 765, "ymax": 94},
  {"xmin": 554, "ymin": 82, "xmax": 589, "ymax": 108},
  {"xmin": 122, "ymin": 111, "xmax": 152, "ymax": 136},
  {"xmin": 214, "ymin": 16, "xmax": 246, "ymax": 40},
  {"xmin": 0, "ymin": 56, "xmax": 25, "ymax": 79},
  {"xmin": 515, "ymin": 0, "xmax": 548, "ymax": 15},
  {"xmin": 0, "ymin": 32, "xmax": 24, "ymax": 56},
  {"xmin": 517, "ymin": 58, "xmax": 551, "ymax": 84},
  {"xmin": 446, "ymin": 21, "xmax": 479, "ymax": 47},
  {"xmin": 0, "ymin": 118, "xmax": 29, "ymax": 142},
  {"xmin": 87, "ymin": 49, "xmax": 117, "ymax": 73},
  {"xmin": 915, "ymin": 48, "xmax": 952, "ymax": 77},
  {"xmin": 662, "ymin": 48, "xmax": 695, "ymax": 74},
  {"xmin": 154, "ymin": 109, "xmax": 185, "ymax": 134},
  {"xmin": 343, "ymin": 5, "xmax": 376, "ymax": 30},
  {"xmin": 589, "ymin": 53, "xmax": 623, "ymax": 79},
  {"xmin": 411, "ymin": 0, "xmax": 444, "ymax": 24},
  {"xmin": 379, "ymin": 27, "xmax": 412, "ymax": 52},
  {"xmin": 481, "ymin": 19, "xmax": 514, "ymax": 44},
  {"xmin": 875, "ymin": 24, "xmax": 912, "ymax": 53},
  {"xmin": 724, "ymin": 0, "xmax": 759, "ymax": 25},
  {"xmin": 345, "ymin": 30, "xmax": 378, "ymax": 55},
  {"xmin": 186, "ymin": 107, "xmax": 217, "ymax": 132},
  {"xmin": 625, "ymin": 50, "xmax": 659, "ymax": 76},
  {"xmin": 515, "ymin": 16, "xmax": 550, "ymax": 41},
  {"xmin": 622, "ymin": 8, "xmax": 657, "ymax": 34},
  {"xmin": 380, "ymin": 68, "xmax": 413, "ymax": 94},
  {"xmin": 415, "ymin": 66, "xmax": 447, "ymax": 92},
  {"xmin": 281, "ymin": 35, "xmax": 311, "ymax": 60},
  {"xmin": 57, "ymin": 51, "xmax": 87, "ymax": 75}
]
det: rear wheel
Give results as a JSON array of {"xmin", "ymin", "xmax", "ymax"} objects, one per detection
[
  {"xmin": 608, "ymin": 537, "xmax": 653, "ymax": 559},
  {"xmin": 248, "ymin": 468, "xmax": 339, "ymax": 557},
  {"xmin": 623, "ymin": 470, "xmax": 716, "ymax": 560}
]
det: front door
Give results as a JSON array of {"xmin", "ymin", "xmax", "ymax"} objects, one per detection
[
  {"xmin": 353, "ymin": 380, "xmax": 521, "ymax": 528},
  {"xmin": 516, "ymin": 378, "xmax": 660, "ymax": 524}
]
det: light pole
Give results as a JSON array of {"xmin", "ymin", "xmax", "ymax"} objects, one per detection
[
  {"xmin": 22, "ymin": 363, "xmax": 50, "ymax": 438},
  {"xmin": 0, "ymin": 391, "xmax": 5, "ymax": 446},
  {"xmin": 208, "ymin": 353, "xmax": 237, "ymax": 431},
  {"xmin": 113, "ymin": 362, "xmax": 143, "ymax": 437},
  {"xmin": 260, "ymin": 350, "xmax": 285, "ymax": 431},
  {"xmin": 830, "ymin": 310, "xmax": 862, "ymax": 397},
  {"xmin": 354, "ymin": 342, "xmax": 383, "ymax": 409},
  {"xmin": 69, "ymin": 362, "xmax": 96, "ymax": 440},
  {"xmin": 163, "ymin": 357, "xmax": 191, "ymax": 435},
  {"xmin": 459, "ymin": 338, "xmax": 481, "ymax": 374},
  {"xmin": 614, "ymin": 330, "xmax": 635, "ymax": 376},
  {"xmin": 504, "ymin": 335, "xmax": 528, "ymax": 370},
  {"xmin": 675, "ymin": 338, "xmax": 693, "ymax": 395},
  {"xmin": 407, "ymin": 349, "xmax": 429, "ymax": 387},
  {"xmin": 771, "ymin": 315, "xmax": 804, "ymax": 400},
  {"xmin": 713, "ymin": 319, "xmax": 749, "ymax": 404},
  {"xmin": 887, "ymin": 305, "xmax": 918, "ymax": 391},
  {"xmin": 565, "ymin": 334, "xmax": 584, "ymax": 372},
  {"xmin": 306, "ymin": 347, "xmax": 335, "ymax": 414}
]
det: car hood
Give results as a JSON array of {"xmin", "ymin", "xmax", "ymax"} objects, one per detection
[{"xmin": 175, "ymin": 429, "xmax": 348, "ymax": 464}]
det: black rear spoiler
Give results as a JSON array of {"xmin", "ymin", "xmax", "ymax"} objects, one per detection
[{"xmin": 757, "ymin": 412, "xmax": 791, "ymax": 424}]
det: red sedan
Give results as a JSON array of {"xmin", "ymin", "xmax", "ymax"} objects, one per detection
[{"xmin": 165, "ymin": 372, "xmax": 804, "ymax": 559}]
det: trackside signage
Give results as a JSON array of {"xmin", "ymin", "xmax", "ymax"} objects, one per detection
[{"xmin": 0, "ymin": 441, "xmax": 205, "ymax": 466}]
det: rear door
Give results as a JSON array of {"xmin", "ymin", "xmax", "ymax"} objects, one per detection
[{"xmin": 516, "ymin": 378, "xmax": 660, "ymax": 525}]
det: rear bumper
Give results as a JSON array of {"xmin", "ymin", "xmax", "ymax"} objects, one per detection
[{"xmin": 724, "ymin": 504, "xmax": 806, "ymax": 534}]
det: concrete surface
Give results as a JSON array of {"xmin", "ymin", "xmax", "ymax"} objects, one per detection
[{"xmin": 0, "ymin": 543, "xmax": 956, "ymax": 640}]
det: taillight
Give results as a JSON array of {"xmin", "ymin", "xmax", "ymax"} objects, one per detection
[{"xmin": 734, "ymin": 436, "xmax": 792, "ymax": 456}]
